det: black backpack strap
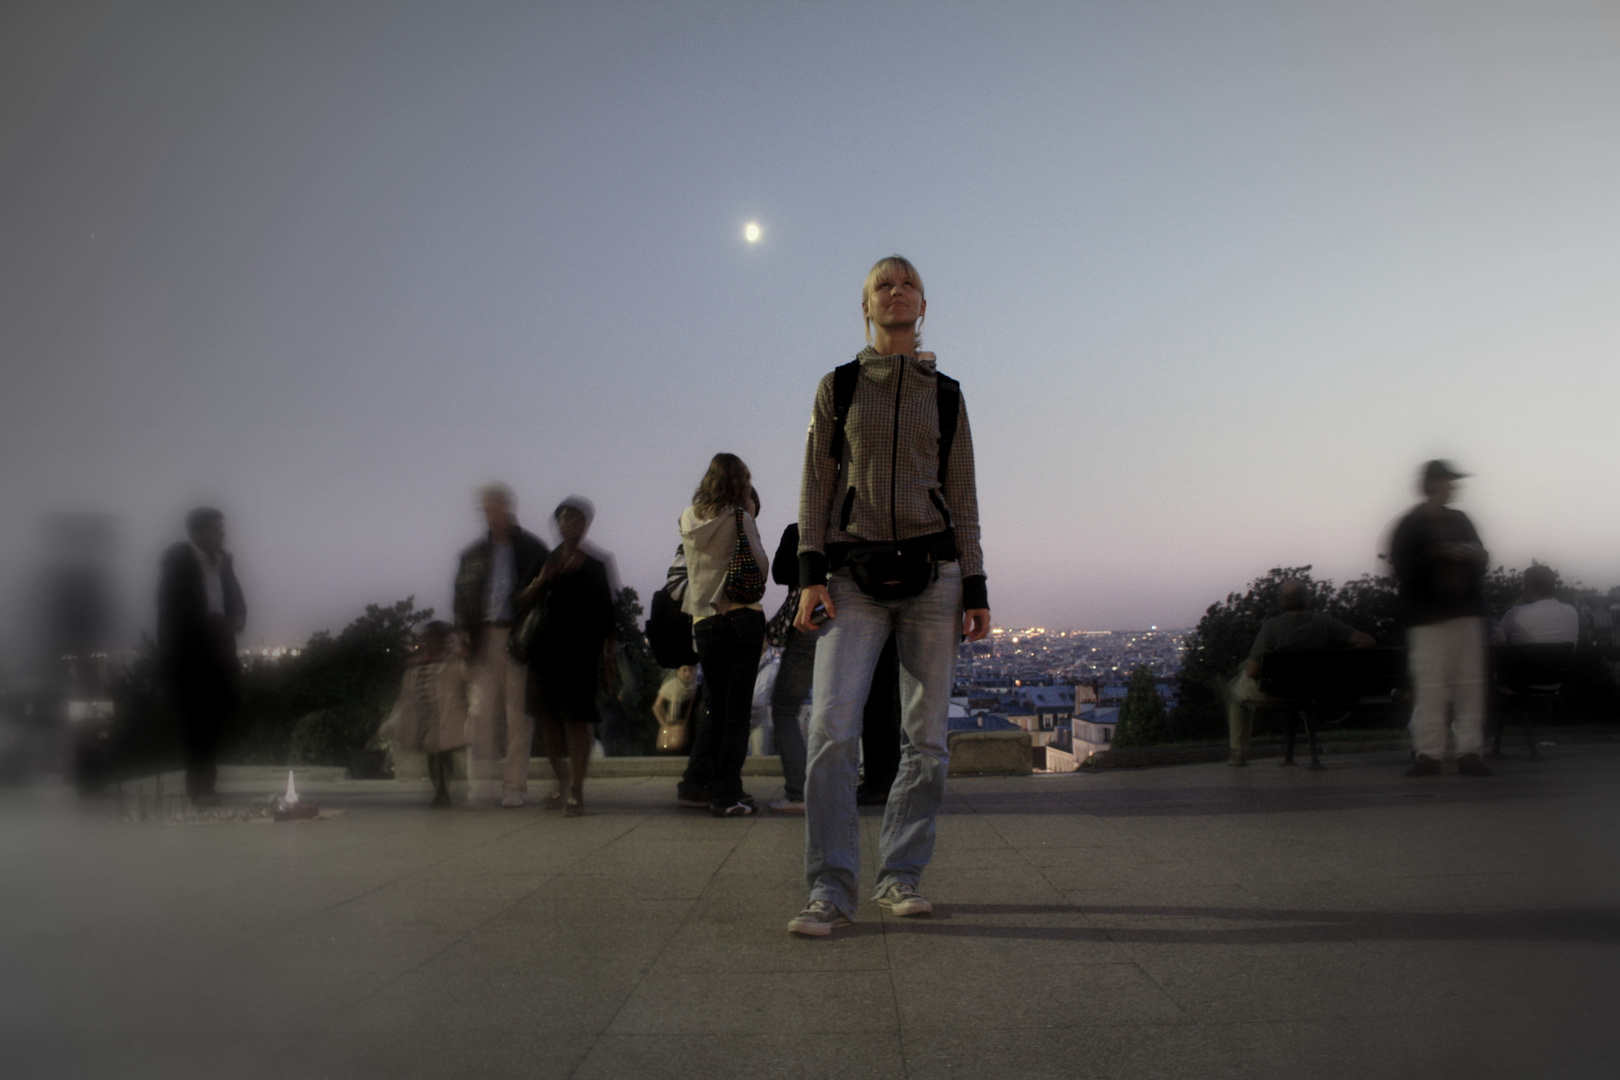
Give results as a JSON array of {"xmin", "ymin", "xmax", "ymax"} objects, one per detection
[
  {"xmin": 828, "ymin": 358, "xmax": 862, "ymax": 464},
  {"xmin": 935, "ymin": 371, "xmax": 960, "ymax": 484}
]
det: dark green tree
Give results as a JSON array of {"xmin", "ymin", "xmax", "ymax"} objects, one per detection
[
  {"xmin": 598, "ymin": 586, "xmax": 663, "ymax": 755},
  {"xmin": 1111, "ymin": 665, "xmax": 1169, "ymax": 748},
  {"xmin": 1325, "ymin": 572, "xmax": 1402, "ymax": 643},
  {"xmin": 236, "ymin": 597, "xmax": 432, "ymax": 765}
]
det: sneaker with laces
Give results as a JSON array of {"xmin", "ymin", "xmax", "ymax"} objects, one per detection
[
  {"xmin": 876, "ymin": 881, "xmax": 933, "ymax": 917},
  {"xmin": 787, "ymin": 900, "xmax": 852, "ymax": 936}
]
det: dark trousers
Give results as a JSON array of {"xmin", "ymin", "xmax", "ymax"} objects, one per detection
[
  {"xmin": 860, "ymin": 633, "xmax": 903, "ymax": 794},
  {"xmin": 692, "ymin": 609, "xmax": 766, "ymax": 805},
  {"xmin": 168, "ymin": 656, "xmax": 235, "ymax": 798},
  {"xmin": 427, "ymin": 751, "xmax": 455, "ymax": 798}
]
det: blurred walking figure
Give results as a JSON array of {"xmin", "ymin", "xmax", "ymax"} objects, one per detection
[
  {"xmin": 518, "ymin": 497, "xmax": 616, "ymax": 817},
  {"xmin": 788, "ymin": 256, "xmax": 991, "ymax": 937},
  {"xmin": 379, "ymin": 621, "xmax": 468, "ymax": 807},
  {"xmin": 678, "ymin": 455, "xmax": 770, "ymax": 818},
  {"xmin": 1390, "ymin": 460, "xmax": 1492, "ymax": 778},
  {"xmin": 157, "ymin": 507, "xmax": 245, "ymax": 806},
  {"xmin": 454, "ymin": 483, "xmax": 548, "ymax": 807}
]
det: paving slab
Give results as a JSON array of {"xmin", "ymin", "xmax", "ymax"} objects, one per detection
[{"xmin": 2, "ymin": 744, "xmax": 1617, "ymax": 1078}]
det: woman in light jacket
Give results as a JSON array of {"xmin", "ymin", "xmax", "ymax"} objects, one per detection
[
  {"xmin": 679, "ymin": 453, "xmax": 770, "ymax": 817},
  {"xmin": 787, "ymin": 255, "xmax": 992, "ymax": 936}
]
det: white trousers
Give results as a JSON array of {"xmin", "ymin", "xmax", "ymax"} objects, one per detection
[
  {"xmin": 1408, "ymin": 616, "xmax": 1487, "ymax": 760},
  {"xmin": 468, "ymin": 627, "xmax": 532, "ymax": 795}
]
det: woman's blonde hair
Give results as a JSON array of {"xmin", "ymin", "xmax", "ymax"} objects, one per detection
[
  {"xmin": 692, "ymin": 453, "xmax": 752, "ymax": 519},
  {"xmin": 862, "ymin": 255, "xmax": 925, "ymax": 349}
]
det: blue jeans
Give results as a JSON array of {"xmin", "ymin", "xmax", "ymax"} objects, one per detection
[
  {"xmin": 770, "ymin": 627, "xmax": 818, "ymax": 801},
  {"xmin": 804, "ymin": 562, "xmax": 962, "ymax": 918}
]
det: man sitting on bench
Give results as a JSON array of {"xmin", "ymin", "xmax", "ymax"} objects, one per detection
[
  {"xmin": 1227, "ymin": 580, "xmax": 1375, "ymax": 766},
  {"xmin": 1498, "ymin": 565, "xmax": 1578, "ymax": 648}
]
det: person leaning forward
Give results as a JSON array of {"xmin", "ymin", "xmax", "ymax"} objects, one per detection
[
  {"xmin": 1390, "ymin": 459, "xmax": 1492, "ymax": 778},
  {"xmin": 453, "ymin": 482, "xmax": 548, "ymax": 806},
  {"xmin": 1225, "ymin": 579, "xmax": 1375, "ymax": 766}
]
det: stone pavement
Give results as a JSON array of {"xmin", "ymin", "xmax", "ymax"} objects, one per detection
[{"xmin": 4, "ymin": 746, "xmax": 1618, "ymax": 1080}]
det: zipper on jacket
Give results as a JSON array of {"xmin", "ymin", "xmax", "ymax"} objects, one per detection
[{"xmin": 890, "ymin": 357, "xmax": 902, "ymax": 543}]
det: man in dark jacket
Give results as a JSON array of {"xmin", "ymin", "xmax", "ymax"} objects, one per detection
[
  {"xmin": 453, "ymin": 483, "xmax": 548, "ymax": 806},
  {"xmin": 157, "ymin": 507, "xmax": 246, "ymax": 805},
  {"xmin": 1390, "ymin": 460, "xmax": 1491, "ymax": 777}
]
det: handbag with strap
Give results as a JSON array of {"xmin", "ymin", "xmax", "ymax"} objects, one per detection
[
  {"xmin": 506, "ymin": 595, "xmax": 549, "ymax": 665},
  {"xmin": 722, "ymin": 508, "xmax": 766, "ymax": 605}
]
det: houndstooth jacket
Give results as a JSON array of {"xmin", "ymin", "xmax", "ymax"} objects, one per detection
[{"xmin": 797, "ymin": 348, "xmax": 986, "ymax": 608}]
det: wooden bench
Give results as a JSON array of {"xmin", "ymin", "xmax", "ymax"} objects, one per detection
[{"xmin": 1255, "ymin": 647, "xmax": 1408, "ymax": 769}]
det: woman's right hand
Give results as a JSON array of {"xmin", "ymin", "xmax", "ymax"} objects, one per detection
[{"xmin": 794, "ymin": 584, "xmax": 835, "ymax": 633}]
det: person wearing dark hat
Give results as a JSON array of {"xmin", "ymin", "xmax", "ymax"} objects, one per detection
[
  {"xmin": 1389, "ymin": 460, "xmax": 1491, "ymax": 777},
  {"xmin": 157, "ymin": 507, "xmax": 246, "ymax": 806}
]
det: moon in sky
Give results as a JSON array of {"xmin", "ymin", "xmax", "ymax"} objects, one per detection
[{"xmin": 744, "ymin": 222, "xmax": 761, "ymax": 243}]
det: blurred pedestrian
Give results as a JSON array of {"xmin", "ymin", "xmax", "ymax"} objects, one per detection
[
  {"xmin": 379, "ymin": 621, "xmax": 468, "ymax": 808},
  {"xmin": 1390, "ymin": 460, "xmax": 1491, "ymax": 777},
  {"xmin": 157, "ymin": 507, "xmax": 245, "ymax": 806},
  {"xmin": 788, "ymin": 255, "xmax": 991, "ymax": 937},
  {"xmin": 453, "ymin": 483, "xmax": 547, "ymax": 807},
  {"xmin": 518, "ymin": 497, "xmax": 616, "ymax": 817},
  {"xmin": 678, "ymin": 455, "xmax": 770, "ymax": 817}
]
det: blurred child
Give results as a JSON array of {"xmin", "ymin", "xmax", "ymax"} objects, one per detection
[{"xmin": 380, "ymin": 620, "xmax": 469, "ymax": 807}]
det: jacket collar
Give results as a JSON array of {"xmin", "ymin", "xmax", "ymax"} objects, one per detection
[{"xmin": 856, "ymin": 346, "xmax": 937, "ymax": 374}]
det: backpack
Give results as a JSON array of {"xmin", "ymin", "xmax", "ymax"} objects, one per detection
[
  {"xmin": 645, "ymin": 587, "xmax": 699, "ymax": 669},
  {"xmin": 645, "ymin": 545, "xmax": 700, "ymax": 668}
]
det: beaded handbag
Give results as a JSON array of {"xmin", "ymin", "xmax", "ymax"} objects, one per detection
[{"xmin": 722, "ymin": 508, "xmax": 766, "ymax": 604}]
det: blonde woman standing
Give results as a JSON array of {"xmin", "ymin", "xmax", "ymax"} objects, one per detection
[{"xmin": 788, "ymin": 256, "xmax": 991, "ymax": 936}]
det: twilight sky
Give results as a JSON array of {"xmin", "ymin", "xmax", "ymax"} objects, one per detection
[{"xmin": 3, "ymin": 0, "xmax": 1617, "ymax": 649}]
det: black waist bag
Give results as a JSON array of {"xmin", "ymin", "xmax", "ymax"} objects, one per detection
[{"xmin": 846, "ymin": 545, "xmax": 935, "ymax": 601}]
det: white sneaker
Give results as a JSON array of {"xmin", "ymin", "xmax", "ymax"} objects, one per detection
[
  {"xmin": 787, "ymin": 899, "xmax": 853, "ymax": 937},
  {"xmin": 500, "ymin": 791, "xmax": 524, "ymax": 808},
  {"xmin": 768, "ymin": 797, "xmax": 806, "ymax": 815},
  {"xmin": 876, "ymin": 881, "xmax": 933, "ymax": 917}
]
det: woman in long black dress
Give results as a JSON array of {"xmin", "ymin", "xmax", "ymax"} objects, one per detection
[{"xmin": 520, "ymin": 497, "xmax": 617, "ymax": 817}]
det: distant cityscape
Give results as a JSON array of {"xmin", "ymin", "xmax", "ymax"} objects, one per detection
[
  {"xmin": 957, "ymin": 627, "xmax": 1187, "ymax": 690},
  {"xmin": 950, "ymin": 627, "xmax": 1190, "ymax": 773}
]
